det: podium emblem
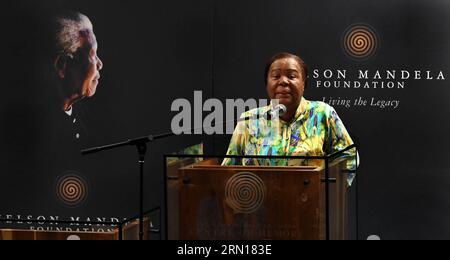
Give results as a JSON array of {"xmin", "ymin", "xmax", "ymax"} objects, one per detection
[{"xmin": 225, "ymin": 172, "xmax": 266, "ymax": 214}]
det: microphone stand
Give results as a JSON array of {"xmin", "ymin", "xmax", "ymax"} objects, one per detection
[{"xmin": 81, "ymin": 132, "xmax": 175, "ymax": 241}]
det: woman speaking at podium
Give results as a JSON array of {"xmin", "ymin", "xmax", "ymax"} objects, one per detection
[{"xmin": 222, "ymin": 52, "xmax": 356, "ymax": 172}]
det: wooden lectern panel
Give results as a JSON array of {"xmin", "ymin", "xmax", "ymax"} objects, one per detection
[
  {"xmin": 178, "ymin": 162, "xmax": 326, "ymax": 240},
  {"xmin": 174, "ymin": 158, "xmax": 348, "ymax": 240}
]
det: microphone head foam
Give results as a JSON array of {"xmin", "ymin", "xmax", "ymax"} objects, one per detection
[{"xmin": 277, "ymin": 104, "xmax": 287, "ymax": 116}]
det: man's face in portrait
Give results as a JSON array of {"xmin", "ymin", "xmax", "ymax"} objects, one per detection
[
  {"xmin": 56, "ymin": 31, "xmax": 103, "ymax": 102},
  {"xmin": 65, "ymin": 33, "xmax": 103, "ymax": 98}
]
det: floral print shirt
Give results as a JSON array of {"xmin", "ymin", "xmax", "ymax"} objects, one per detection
[{"xmin": 222, "ymin": 97, "xmax": 356, "ymax": 169}]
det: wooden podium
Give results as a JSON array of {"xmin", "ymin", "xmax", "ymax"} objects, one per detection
[{"xmin": 167, "ymin": 158, "xmax": 348, "ymax": 240}]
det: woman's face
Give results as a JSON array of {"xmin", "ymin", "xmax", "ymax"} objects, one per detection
[
  {"xmin": 266, "ymin": 57, "xmax": 304, "ymax": 110},
  {"xmin": 65, "ymin": 33, "xmax": 103, "ymax": 99}
]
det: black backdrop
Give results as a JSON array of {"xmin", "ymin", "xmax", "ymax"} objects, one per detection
[{"xmin": 1, "ymin": 0, "xmax": 450, "ymax": 239}]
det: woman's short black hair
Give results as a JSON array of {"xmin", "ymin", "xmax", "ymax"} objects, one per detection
[{"xmin": 264, "ymin": 52, "xmax": 308, "ymax": 88}]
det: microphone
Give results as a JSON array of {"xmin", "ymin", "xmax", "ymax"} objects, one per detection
[
  {"xmin": 239, "ymin": 104, "xmax": 287, "ymax": 121},
  {"xmin": 237, "ymin": 104, "xmax": 287, "ymax": 122},
  {"xmin": 265, "ymin": 104, "xmax": 287, "ymax": 120}
]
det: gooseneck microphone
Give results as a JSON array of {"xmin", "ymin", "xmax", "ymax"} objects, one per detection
[{"xmin": 265, "ymin": 104, "xmax": 287, "ymax": 120}]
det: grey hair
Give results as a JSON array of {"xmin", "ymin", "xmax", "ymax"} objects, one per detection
[{"xmin": 54, "ymin": 12, "xmax": 93, "ymax": 56}]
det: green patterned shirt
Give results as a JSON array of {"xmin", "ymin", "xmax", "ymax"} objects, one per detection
[{"xmin": 222, "ymin": 98, "xmax": 356, "ymax": 168}]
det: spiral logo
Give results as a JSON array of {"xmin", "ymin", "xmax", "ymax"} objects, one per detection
[
  {"xmin": 342, "ymin": 24, "xmax": 379, "ymax": 61},
  {"xmin": 56, "ymin": 172, "xmax": 88, "ymax": 207},
  {"xmin": 225, "ymin": 172, "xmax": 266, "ymax": 214}
]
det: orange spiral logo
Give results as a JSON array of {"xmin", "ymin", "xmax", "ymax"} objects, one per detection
[
  {"xmin": 225, "ymin": 172, "xmax": 266, "ymax": 214},
  {"xmin": 56, "ymin": 173, "xmax": 88, "ymax": 207},
  {"xmin": 343, "ymin": 24, "xmax": 379, "ymax": 60}
]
